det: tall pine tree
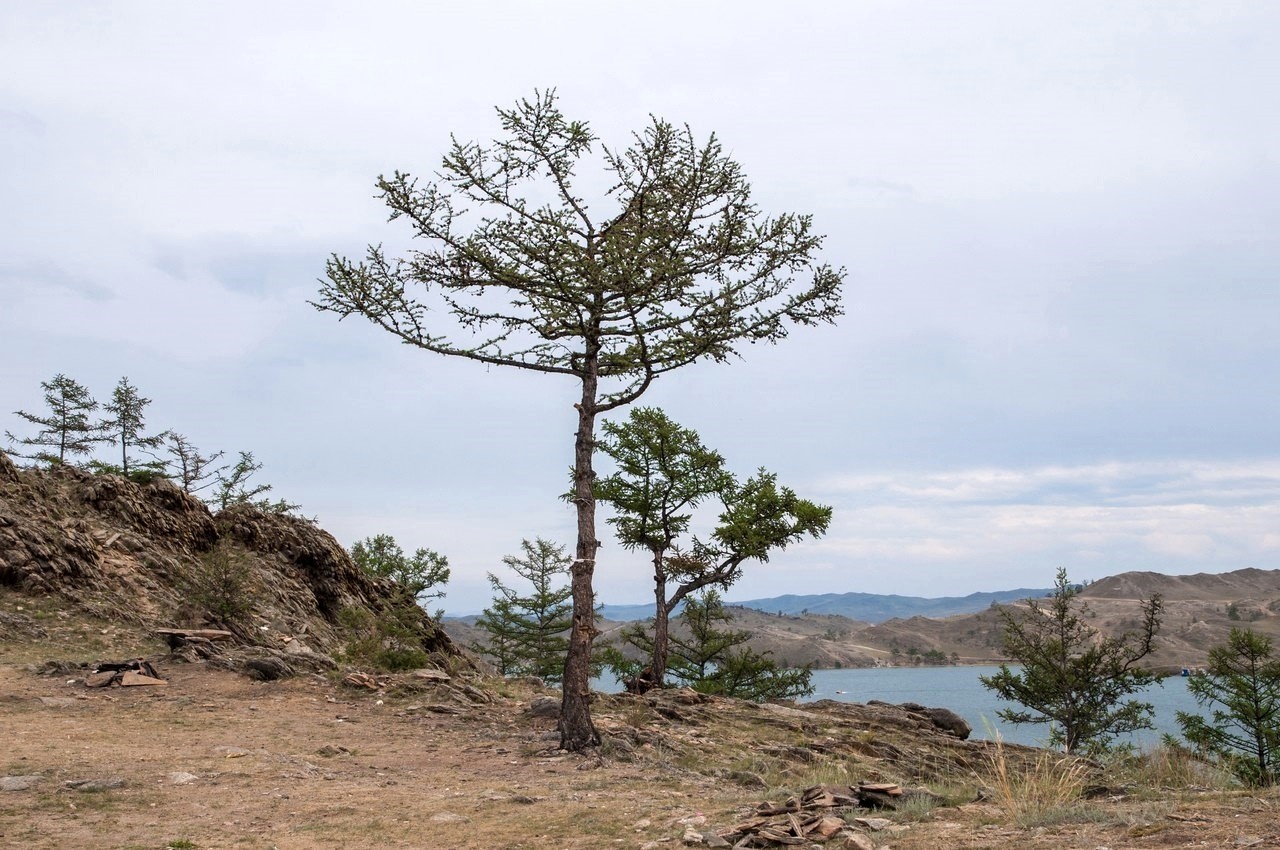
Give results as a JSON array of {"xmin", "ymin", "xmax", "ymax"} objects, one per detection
[{"xmin": 315, "ymin": 92, "xmax": 843, "ymax": 749}]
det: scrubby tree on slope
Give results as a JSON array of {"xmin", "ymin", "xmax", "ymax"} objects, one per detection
[
  {"xmin": 314, "ymin": 91, "xmax": 843, "ymax": 750},
  {"xmin": 350, "ymin": 533, "xmax": 450, "ymax": 609}
]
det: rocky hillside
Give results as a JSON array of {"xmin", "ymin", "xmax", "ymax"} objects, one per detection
[{"xmin": 0, "ymin": 449, "xmax": 463, "ymax": 674}]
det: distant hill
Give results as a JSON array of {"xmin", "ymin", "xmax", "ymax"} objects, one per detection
[
  {"xmin": 452, "ymin": 567, "xmax": 1280, "ymax": 672},
  {"xmin": 599, "ymin": 587, "xmax": 1051, "ymax": 624},
  {"xmin": 1082, "ymin": 567, "xmax": 1280, "ymax": 602}
]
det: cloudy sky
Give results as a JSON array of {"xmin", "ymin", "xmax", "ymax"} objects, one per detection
[{"xmin": 3, "ymin": 2, "xmax": 1278, "ymax": 614}]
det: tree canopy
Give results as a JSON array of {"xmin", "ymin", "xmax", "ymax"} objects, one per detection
[
  {"xmin": 595, "ymin": 406, "xmax": 830, "ymax": 689},
  {"xmin": 315, "ymin": 91, "xmax": 843, "ymax": 750},
  {"xmin": 350, "ymin": 533, "xmax": 450, "ymax": 608},
  {"xmin": 1176, "ymin": 628, "xmax": 1280, "ymax": 786},
  {"xmin": 980, "ymin": 568, "xmax": 1163, "ymax": 754},
  {"xmin": 5, "ymin": 373, "xmax": 103, "ymax": 466}
]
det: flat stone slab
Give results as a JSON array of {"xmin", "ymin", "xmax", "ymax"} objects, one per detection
[{"xmin": 1, "ymin": 775, "xmax": 42, "ymax": 791}]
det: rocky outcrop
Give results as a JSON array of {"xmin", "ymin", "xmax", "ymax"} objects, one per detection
[
  {"xmin": 897, "ymin": 702, "xmax": 971, "ymax": 740},
  {"xmin": 0, "ymin": 449, "xmax": 463, "ymax": 668}
]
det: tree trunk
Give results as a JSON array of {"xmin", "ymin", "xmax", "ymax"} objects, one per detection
[
  {"xmin": 559, "ymin": 360, "xmax": 602, "ymax": 751},
  {"xmin": 650, "ymin": 552, "xmax": 669, "ymax": 688}
]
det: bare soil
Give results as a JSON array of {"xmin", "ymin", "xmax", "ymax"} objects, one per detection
[{"xmin": 4, "ymin": 650, "xmax": 1280, "ymax": 850}]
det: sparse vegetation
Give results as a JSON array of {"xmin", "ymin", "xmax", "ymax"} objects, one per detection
[
  {"xmin": 5, "ymin": 374, "xmax": 304, "ymax": 515},
  {"xmin": 472, "ymin": 538, "xmax": 573, "ymax": 683},
  {"xmin": 985, "ymin": 734, "xmax": 1093, "ymax": 827},
  {"xmin": 604, "ymin": 590, "xmax": 813, "ymax": 701},
  {"xmin": 595, "ymin": 406, "xmax": 831, "ymax": 690},
  {"xmin": 5, "ymin": 373, "xmax": 103, "ymax": 466},
  {"xmin": 187, "ymin": 542, "xmax": 254, "ymax": 626},
  {"xmin": 337, "ymin": 605, "xmax": 431, "ymax": 672}
]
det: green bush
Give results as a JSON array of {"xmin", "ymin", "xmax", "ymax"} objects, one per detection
[{"xmin": 188, "ymin": 543, "xmax": 253, "ymax": 625}]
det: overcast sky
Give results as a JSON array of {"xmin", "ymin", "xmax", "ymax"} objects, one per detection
[{"xmin": 3, "ymin": 2, "xmax": 1278, "ymax": 614}]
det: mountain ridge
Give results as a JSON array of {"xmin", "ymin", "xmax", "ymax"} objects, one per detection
[{"xmin": 598, "ymin": 587, "xmax": 1052, "ymax": 624}]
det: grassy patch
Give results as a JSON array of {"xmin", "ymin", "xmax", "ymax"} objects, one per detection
[{"xmin": 986, "ymin": 735, "xmax": 1096, "ymax": 828}]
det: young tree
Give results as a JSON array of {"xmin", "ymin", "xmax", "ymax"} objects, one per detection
[
  {"xmin": 350, "ymin": 533, "xmax": 450, "ymax": 608},
  {"xmin": 98, "ymin": 377, "xmax": 166, "ymax": 475},
  {"xmin": 5, "ymin": 374, "xmax": 103, "ymax": 466},
  {"xmin": 595, "ymin": 406, "xmax": 831, "ymax": 690},
  {"xmin": 149, "ymin": 432, "xmax": 226, "ymax": 495},
  {"xmin": 473, "ymin": 538, "xmax": 574, "ymax": 684},
  {"xmin": 1175, "ymin": 628, "xmax": 1280, "ymax": 786},
  {"xmin": 980, "ymin": 568, "xmax": 1164, "ymax": 754},
  {"xmin": 667, "ymin": 591, "xmax": 813, "ymax": 701},
  {"xmin": 212, "ymin": 451, "xmax": 302, "ymax": 515},
  {"xmin": 314, "ymin": 91, "xmax": 843, "ymax": 749},
  {"xmin": 470, "ymin": 592, "xmax": 526, "ymax": 677}
]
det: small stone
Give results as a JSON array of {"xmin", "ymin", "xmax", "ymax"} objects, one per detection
[
  {"xmin": 63, "ymin": 777, "xmax": 125, "ymax": 791},
  {"xmin": 38, "ymin": 696, "xmax": 77, "ymax": 707},
  {"xmin": 166, "ymin": 772, "xmax": 199, "ymax": 785},
  {"xmin": 429, "ymin": 811, "xmax": 469, "ymax": 823},
  {"xmin": 526, "ymin": 696, "xmax": 560, "ymax": 718},
  {"xmin": 702, "ymin": 831, "xmax": 731, "ymax": 848},
  {"xmin": 633, "ymin": 818, "xmax": 652, "ymax": 830},
  {"xmin": 835, "ymin": 833, "xmax": 875, "ymax": 850},
  {"xmin": 411, "ymin": 668, "xmax": 451, "ymax": 682},
  {"xmin": 212, "ymin": 746, "xmax": 251, "ymax": 757},
  {"xmin": 681, "ymin": 826, "xmax": 704, "ymax": 845},
  {"xmin": 0, "ymin": 775, "xmax": 42, "ymax": 792}
]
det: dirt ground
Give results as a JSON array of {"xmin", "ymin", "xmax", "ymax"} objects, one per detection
[{"xmin": 3, "ymin": 655, "xmax": 1280, "ymax": 850}]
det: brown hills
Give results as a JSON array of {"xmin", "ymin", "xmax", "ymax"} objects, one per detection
[{"xmin": 476, "ymin": 567, "xmax": 1280, "ymax": 676}]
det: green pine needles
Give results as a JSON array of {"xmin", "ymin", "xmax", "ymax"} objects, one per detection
[{"xmin": 981, "ymin": 568, "xmax": 1163, "ymax": 754}]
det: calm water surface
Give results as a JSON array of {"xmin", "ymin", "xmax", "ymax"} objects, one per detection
[{"xmin": 596, "ymin": 666, "xmax": 1204, "ymax": 749}]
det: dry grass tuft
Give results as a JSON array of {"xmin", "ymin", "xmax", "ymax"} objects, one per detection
[{"xmin": 986, "ymin": 734, "xmax": 1095, "ymax": 827}]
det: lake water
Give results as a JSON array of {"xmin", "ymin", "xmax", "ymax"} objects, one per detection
[{"xmin": 595, "ymin": 666, "xmax": 1206, "ymax": 749}]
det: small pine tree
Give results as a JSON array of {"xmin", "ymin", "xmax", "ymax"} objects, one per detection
[
  {"xmin": 5, "ymin": 374, "xmax": 104, "ymax": 466},
  {"xmin": 212, "ymin": 451, "xmax": 301, "ymax": 514},
  {"xmin": 97, "ymin": 377, "xmax": 166, "ymax": 476},
  {"xmin": 666, "ymin": 591, "xmax": 813, "ymax": 701},
  {"xmin": 470, "ymin": 594, "xmax": 526, "ymax": 677},
  {"xmin": 980, "ymin": 567, "xmax": 1163, "ymax": 754},
  {"xmin": 1176, "ymin": 628, "xmax": 1280, "ymax": 786},
  {"xmin": 473, "ymin": 538, "xmax": 573, "ymax": 684}
]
